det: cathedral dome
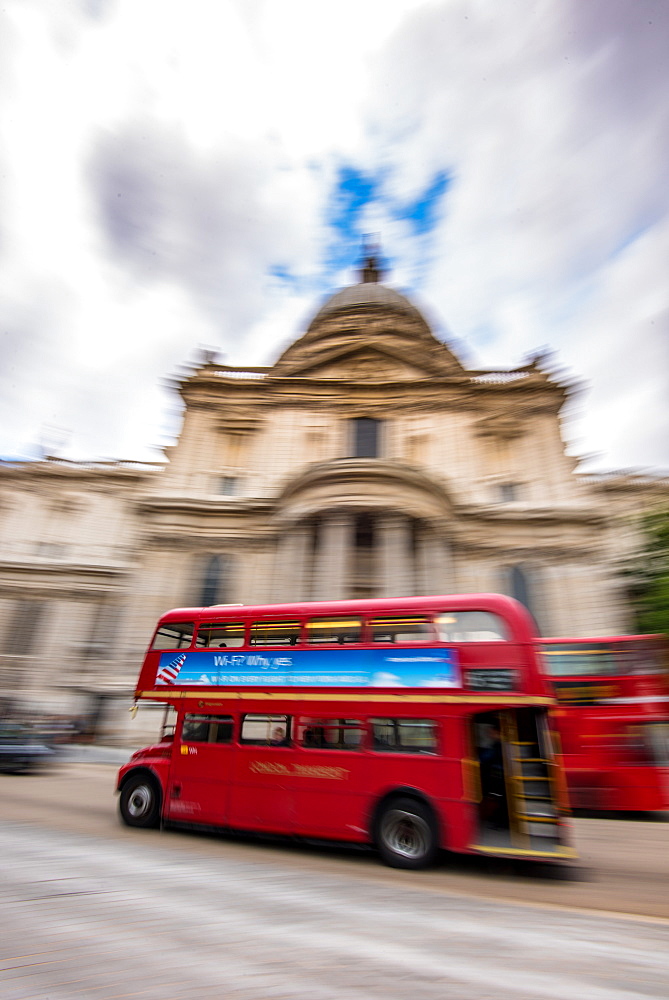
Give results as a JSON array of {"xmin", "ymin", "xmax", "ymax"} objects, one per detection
[
  {"xmin": 306, "ymin": 253, "xmax": 427, "ymax": 333},
  {"xmin": 272, "ymin": 250, "xmax": 465, "ymax": 377},
  {"xmin": 309, "ymin": 281, "xmax": 423, "ymax": 327}
]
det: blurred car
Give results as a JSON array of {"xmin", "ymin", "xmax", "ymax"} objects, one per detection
[{"xmin": 0, "ymin": 723, "xmax": 55, "ymax": 774}]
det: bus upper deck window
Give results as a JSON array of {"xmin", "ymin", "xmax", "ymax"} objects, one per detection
[
  {"xmin": 542, "ymin": 644, "xmax": 616, "ymax": 676},
  {"xmin": 369, "ymin": 616, "xmax": 432, "ymax": 643},
  {"xmin": 196, "ymin": 622, "xmax": 246, "ymax": 648},
  {"xmin": 306, "ymin": 618, "xmax": 362, "ymax": 645},
  {"xmin": 249, "ymin": 621, "xmax": 301, "ymax": 647},
  {"xmin": 435, "ymin": 612, "xmax": 508, "ymax": 642},
  {"xmin": 151, "ymin": 621, "xmax": 195, "ymax": 650}
]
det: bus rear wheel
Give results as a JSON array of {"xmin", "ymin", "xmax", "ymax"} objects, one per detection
[
  {"xmin": 376, "ymin": 797, "xmax": 438, "ymax": 869},
  {"xmin": 119, "ymin": 773, "xmax": 161, "ymax": 829}
]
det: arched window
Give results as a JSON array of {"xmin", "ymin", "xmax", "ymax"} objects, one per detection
[
  {"xmin": 198, "ymin": 555, "xmax": 233, "ymax": 606},
  {"xmin": 351, "ymin": 417, "xmax": 381, "ymax": 458},
  {"xmin": 504, "ymin": 564, "xmax": 541, "ymax": 635},
  {"xmin": 510, "ymin": 565, "xmax": 530, "ymax": 609}
]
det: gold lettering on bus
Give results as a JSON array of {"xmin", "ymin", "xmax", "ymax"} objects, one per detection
[
  {"xmin": 292, "ymin": 764, "xmax": 349, "ymax": 780},
  {"xmin": 248, "ymin": 761, "xmax": 349, "ymax": 780},
  {"xmin": 249, "ymin": 761, "xmax": 292, "ymax": 775}
]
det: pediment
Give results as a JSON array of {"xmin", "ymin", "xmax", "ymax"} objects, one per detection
[{"xmin": 273, "ymin": 345, "xmax": 444, "ymax": 382}]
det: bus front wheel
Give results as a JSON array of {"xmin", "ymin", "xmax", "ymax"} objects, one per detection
[
  {"xmin": 376, "ymin": 796, "xmax": 438, "ymax": 869},
  {"xmin": 119, "ymin": 773, "xmax": 161, "ymax": 829}
]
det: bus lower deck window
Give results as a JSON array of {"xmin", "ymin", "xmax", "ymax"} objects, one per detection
[
  {"xmin": 371, "ymin": 718, "xmax": 438, "ymax": 754},
  {"xmin": 241, "ymin": 714, "xmax": 291, "ymax": 745},
  {"xmin": 298, "ymin": 718, "xmax": 364, "ymax": 749},
  {"xmin": 181, "ymin": 714, "xmax": 234, "ymax": 744}
]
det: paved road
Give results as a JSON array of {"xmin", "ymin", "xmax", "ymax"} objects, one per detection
[{"xmin": 1, "ymin": 763, "xmax": 668, "ymax": 999}]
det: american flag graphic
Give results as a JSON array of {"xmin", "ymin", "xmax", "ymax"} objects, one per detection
[{"xmin": 156, "ymin": 653, "xmax": 187, "ymax": 685}]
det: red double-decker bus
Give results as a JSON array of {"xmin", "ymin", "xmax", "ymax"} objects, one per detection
[
  {"xmin": 117, "ymin": 594, "xmax": 573, "ymax": 868},
  {"xmin": 540, "ymin": 635, "xmax": 669, "ymax": 811}
]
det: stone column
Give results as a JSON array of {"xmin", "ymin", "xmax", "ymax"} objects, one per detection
[
  {"xmin": 377, "ymin": 514, "xmax": 414, "ymax": 597},
  {"xmin": 271, "ymin": 523, "xmax": 311, "ymax": 603},
  {"xmin": 415, "ymin": 527, "xmax": 453, "ymax": 595},
  {"xmin": 311, "ymin": 512, "xmax": 353, "ymax": 601}
]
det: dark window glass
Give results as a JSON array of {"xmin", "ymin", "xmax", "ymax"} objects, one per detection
[
  {"xmin": 82, "ymin": 604, "xmax": 120, "ymax": 660},
  {"xmin": 511, "ymin": 565, "xmax": 530, "ymax": 609},
  {"xmin": 197, "ymin": 554, "xmax": 236, "ymax": 606},
  {"xmin": 500, "ymin": 482, "xmax": 518, "ymax": 502},
  {"xmin": 641, "ymin": 723, "xmax": 669, "ymax": 766},
  {"xmin": 249, "ymin": 621, "xmax": 301, "ymax": 646},
  {"xmin": 306, "ymin": 617, "xmax": 362, "ymax": 645},
  {"xmin": 541, "ymin": 643, "xmax": 618, "ymax": 677},
  {"xmin": 181, "ymin": 714, "xmax": 234, "ymax": 744},
  {"xmin": 219, "ymin": 476, "xmax": 237, "ymax": 496},
  {"xmin": 3, "ymin": 600, "xmax": 47, "ymax": 656},
  {"xmin": 435, "ymin": 612, "xmax": 508, "ymax": 642},
  {"xmin": 200, "ymin": 555, "xmax": 222, "ymax": 606},
  {"xmin": 241, "ymin": 714, "xmax": 290, "ymax": 745},
  {"xmin": 297, "ymin": 717, "xmax": 364, "ymax": 750},
  {"xmin": 195, "ymin": 622, "xmax": 245, "ymax": 648},
  {"xmin": 371, "ymin": 718, "xmax": 438, "ymax": 754},
  {"xmin": 151, "ymin": 622, "xmax": 195, "ymax": 650},
  {"xmin": 352, "ymin": 417, "xmax": 380, "ymax": 458},
  {"xmin": 369, "ymin": 616, "xmax": 432, "ymax": 643}
]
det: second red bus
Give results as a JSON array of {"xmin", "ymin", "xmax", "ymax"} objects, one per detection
[{"xmin": 540, "ymin": 635, "xmax": 669, "ymax": 811}]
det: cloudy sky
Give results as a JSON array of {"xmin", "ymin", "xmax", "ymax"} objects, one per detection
[{"xmin": 1, "ymin": 0, "xmax": 667, "ymax": 472}]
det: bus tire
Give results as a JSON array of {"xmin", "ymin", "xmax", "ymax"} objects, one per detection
[
  {"xmin": 119, "ymin": 772, "xmax": 161, "ymax": 829},
  {"xmin": 376, "ymin": 796, "xmax": 438, "ymax": 870}
]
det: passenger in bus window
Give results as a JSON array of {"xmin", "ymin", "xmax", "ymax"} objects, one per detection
[
  {"xmin": 270, "ymin": 726, "xmax": 287, "ymax": 746},
  {"xmin": 303, "ymin": 726, "xmax": 325, "ymax": 747}
]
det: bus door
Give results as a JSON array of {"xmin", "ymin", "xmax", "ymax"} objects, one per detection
[
  {"xmin": 473, "ymin": 708, "xmax": 563, "ymax": 852},
  {"xmin": 229, "ymin": 713, "xmax": 296, "ymax": 834},
  {"xmin": 166, "ymin": 712, "xmax": 235, "ymax": 826}
]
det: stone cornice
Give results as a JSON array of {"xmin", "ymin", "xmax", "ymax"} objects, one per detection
[
  {"xmin": 178, "ymin": 376, "xmax": 567, "ymax": 419},
  {"xmin": 278, "ymin": 458, "xmax": 452, "ymax": 506},
  {"xmin": 137, "ymin": 497, "xmax": 275, "ymax": 518},
  {"xmin": 142, "ymin": 531, "xmax": 273, "ymax": 551},
  {"xmin": 455, "ymin": 504, "xmax": 607, "ymax": 527},
  {"xmin": 0, "ymin": 461, "xmax": 158, "ymax": 487},
  {"xmin": 0, "ymin": 562, "xmax": 129, "ymax": 600},
  {"xmin": 451, "ymin": 537, "xmax": 603, "ymax": 561}
]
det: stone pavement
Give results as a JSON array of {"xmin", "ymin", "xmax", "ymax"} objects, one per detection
[
  {"xmin": 1, "ymin": 820, "xmax": 668, "ymax": 1000},
  {"xmin": 56, "ymin": 743, "xmax": 134, "ymax": 766}
]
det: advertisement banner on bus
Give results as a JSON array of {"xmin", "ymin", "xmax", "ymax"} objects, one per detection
[{"xmin": 155, "ymin": 647, "xmax": 460, "ymax": 689}]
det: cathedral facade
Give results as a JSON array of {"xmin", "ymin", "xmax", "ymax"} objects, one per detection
[{"xmin": 1, "ymin": 261, "xmax": 666, "ymax": 740}]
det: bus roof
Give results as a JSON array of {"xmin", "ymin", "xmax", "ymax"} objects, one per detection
[
  {"xmin": 541, "ymin": 635, "xmax": 666, "ymax": 644},
  {"xmin": 157, "ymin": 593, "xmax": 532, "ymax": 623}
]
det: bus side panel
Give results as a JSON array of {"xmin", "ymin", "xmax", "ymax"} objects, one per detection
[
  {"xmin": 165, "ymin": 721, "xmax": 235, "ymax": 827},
  {"xmin": 602, "ymin": 765, "xmax": 669, "ymax": 811},
  {"xmin": 288, "ymin": 749, "xmax": 370, "ymax": 842},
  {"xmin": 364, "ymin": 711, "xmax": 467, "ymax": 853},
  {"xmin": 228, "ymin": 745, "xmax": 297, "ymax": 834}
]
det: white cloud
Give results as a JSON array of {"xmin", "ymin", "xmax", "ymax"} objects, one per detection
[{"xmin": 0, "ymin": 0, "xmax": 667, "ymax": 472}]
